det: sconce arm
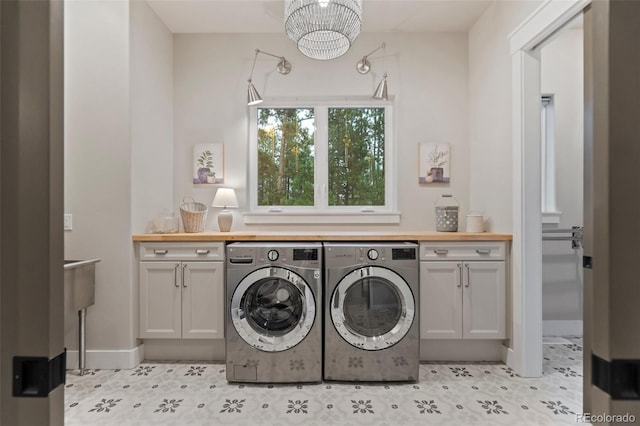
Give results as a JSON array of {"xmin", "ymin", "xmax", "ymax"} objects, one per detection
[{"xmin": 249, "ymin": 48, "xmax": 292, "ymax": 82}]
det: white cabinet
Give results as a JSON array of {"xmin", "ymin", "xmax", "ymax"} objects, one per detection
[
  {"xmin": 138, "ymin": 243, "xmax": 224, "ymax": 340},
  {"xmin": 420, "ymin": 242, "xmax": 506, "ymax": 340},
  {"xmin": 181, "ymin": 262, "xmax": 224, "ymax": 339},
  {"xmin": 462, "ymin": 261, "xmax": 505, "ymax": 339},
  {"xmin": 420, "ymin": 261, "xmax": 462, "ymax": 339},
  {"xmin": 139, "ymin": 262, "xmax": 182, "ymax": 338}
]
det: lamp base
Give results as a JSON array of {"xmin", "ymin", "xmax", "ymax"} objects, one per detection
[{"xmin": 217, "ymin": 210, "xmax": 233, "ymax": 232}]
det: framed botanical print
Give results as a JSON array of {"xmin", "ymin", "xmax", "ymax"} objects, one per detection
[
  {"xmin": 419, "ymin": 143, "xmax": 450, "ymax": 184},
  {"xmin": 193, "ymin": 144, "xmax": 224, "ymax": 184}
]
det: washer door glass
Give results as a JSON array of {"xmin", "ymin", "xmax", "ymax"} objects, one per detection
[
  {"xmin": 245, "ymin": 278, "xmax": 303, "ymax": 336},
  {"xmin": 231, "ymin": 267, "xmax": 316, "ymax": 352},
  {"xmin": 331, "ymin": 266, "xmax": 415, "ymax": 351}
]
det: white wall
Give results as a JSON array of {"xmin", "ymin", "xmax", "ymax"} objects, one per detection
[
  {"xmin": 65, "ymin": 0, "xmax": 173, "ymax": 366},
  {"xmin": 541, "ymin": 28, "xmax": 584, "ymax": 324},
  {"xmin": 468, "ymin": 0, "xmax": 542, "ymax": 232},
  {"xmin": 131, "ymin": 1, "xmax": 174, "ymax": 233},
  {"xmin": 65, "ymin": 0, "xmax": 135, "ymax": 358},
  {"xmin": 173, "ymin": 33, "xmax": 470, "ymax": 231}
]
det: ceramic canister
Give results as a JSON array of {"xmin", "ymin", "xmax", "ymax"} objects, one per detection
[{"xmin": 466, "ymin": 211, "xmax": 484, "ymax": 233}]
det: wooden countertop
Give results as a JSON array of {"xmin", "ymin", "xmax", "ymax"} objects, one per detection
[{"xmin": 132, "ymin": 231, "xmax": 512, "ymax": 242}]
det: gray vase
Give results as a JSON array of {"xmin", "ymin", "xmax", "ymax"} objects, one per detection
[
  {"xmin": 197, "ymin": 168, "xmax": 210, "ymax": 183},
  {"xmin": 431, "ymin": 167, "xmax": 444, "ymax": 182}
]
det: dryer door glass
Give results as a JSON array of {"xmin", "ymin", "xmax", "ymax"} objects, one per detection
[
  {"xmin": 231, "ymin": 267, "xmax": 316, "ymax": 352},
  {"xmin": 343, "ymin": 277, "xmax": 402, "ymax": 337},
  {"xmin": 331, "ymin": 266, "xmax": 415, "ymax": 351}
]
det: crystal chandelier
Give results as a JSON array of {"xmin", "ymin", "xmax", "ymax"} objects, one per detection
[{"xmin": 284, "ymin": 0, "xmax": 363, "ymax": 61}]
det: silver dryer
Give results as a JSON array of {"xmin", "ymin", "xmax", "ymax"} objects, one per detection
[{"xmin": 324, "ymin": 242, "xmax": 419, "ymax": 382}]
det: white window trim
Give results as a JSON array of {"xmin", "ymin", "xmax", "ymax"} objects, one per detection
[{"xmin": 244, "ymin": 98, "xmax": 400, "ymax": 225}]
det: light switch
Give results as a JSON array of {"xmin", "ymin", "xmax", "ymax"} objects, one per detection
[{"xmin": 64, "ymin": 214, "xmax": 72, "ymax": 231}]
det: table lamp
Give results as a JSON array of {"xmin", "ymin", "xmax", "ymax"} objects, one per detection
[{"xmin": 211, "ymin": 188, "xmax": 239, "ymax": 232}]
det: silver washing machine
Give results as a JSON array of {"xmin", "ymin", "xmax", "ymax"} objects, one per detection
[
  {"xmin": 324, "ymin": 242, "xmax": 419, "ymax": 382},
  {"xmin": 225, "ymin": 242, "xmax": 322, "ymax": 383}
]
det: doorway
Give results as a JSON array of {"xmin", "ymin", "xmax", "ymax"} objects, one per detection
[
  {"xmin": 508, "ymin": 0, "xmax": 590, "ymax": 381},
  {"xmin": 539, "ymin": 14, "xmax": 584, "ymax": 344}
]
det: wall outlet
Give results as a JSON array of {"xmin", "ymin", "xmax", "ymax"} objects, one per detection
[{"xmin": 64, "ymin": 214, "xmax": 72, "ymax": 231}]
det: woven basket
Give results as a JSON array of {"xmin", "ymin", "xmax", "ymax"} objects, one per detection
[
  {"xmin": 179, "ymin": 197, "xmax": 208, "ymax": 233},
  {"xmin": 435, "ymin": 195, "xmax": 459, "ymax": 232}
]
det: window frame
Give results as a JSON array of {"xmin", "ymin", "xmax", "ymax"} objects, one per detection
[{"xmin": 245, "ymin": 98, "xmax": 399, "ymax": 225}]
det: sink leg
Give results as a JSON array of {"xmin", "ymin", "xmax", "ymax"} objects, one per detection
[{"xmin": 79, "ymin": 308, "xmax": 86, "ymax": 376}]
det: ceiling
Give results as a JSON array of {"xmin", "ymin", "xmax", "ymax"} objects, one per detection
[{"xmin": 145, "ymin": 0, "xmax": 495, "ymax": 34}]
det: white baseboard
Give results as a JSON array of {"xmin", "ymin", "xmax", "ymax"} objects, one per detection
[
  {"xmin": 543, "ymin": 320, "xmax": 583, "ymax": 336},
  {"xmin": 66, "ymin": 344, "xmax": 144, "ymax": 370},
  {"xmin": 420, "ymin": 340, "xmax": 504, "ymax": 362},
  {"xmin": 143, "ymin": 339, "xmax": 225, "ymax": 361}
]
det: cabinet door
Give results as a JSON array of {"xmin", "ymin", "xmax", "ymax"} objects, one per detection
[
  {"xmin": 462, "ymin": 261, "xmax": 506, "ymax": 339},
  {"xmin": 139, "ymin": 262, "xmax": 181, "ymax": 338},
  {"xmin": 420, "ymin": 261, "xmax": 462, "ymax": 339},
  {"xmin": 181, "ymin": 262, "xmax": 224, "ymax": 339}
]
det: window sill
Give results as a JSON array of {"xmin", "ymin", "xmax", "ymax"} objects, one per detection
[
  {"xmin": 243, "ymin": 211, "xmax": 401, "ymax": 225},
  {"xmin": 542, "ymin": 211, "xmax": 562, "ymax": 224}
]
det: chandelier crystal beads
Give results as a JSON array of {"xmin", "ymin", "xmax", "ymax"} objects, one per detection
[{"xmin": 284, "ymin": 0, "xmax": 363, "ymax": 61}]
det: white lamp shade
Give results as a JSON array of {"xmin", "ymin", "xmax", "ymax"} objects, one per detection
[{"xmin": 212, "ymin": 188, "xmax": 239, "ymax": 209}]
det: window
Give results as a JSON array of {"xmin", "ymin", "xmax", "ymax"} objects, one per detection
[
  {"xmin": 541, "ymin": 95, "xmax": 560, "ymax": 223},
  {"xmin": 246, "ymin": 100, "xmax": 398, "ymax": 224},
  {"xmin": 328, "ymin": 108, "xmax": 386, "ymax": 207},
  {"xmin": 256, "ymin": 108, "xmax": 315, "ymax": 207}
]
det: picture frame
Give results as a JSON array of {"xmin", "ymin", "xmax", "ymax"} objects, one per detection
[
  {"xmin": 419, "ymin": 143, "xmax": 450, "ymax": 184},
  {"xmin": 193, "ymin": 144, "xmax": 224, "ymax": 184}
]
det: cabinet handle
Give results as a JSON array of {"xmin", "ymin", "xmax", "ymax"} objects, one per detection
[
  {"xmin": 154, "ymin": 249, "xmax": 168, "ymax": 255},
  {"xmin": 173, "ymin": 263, "xmax": 180, "ymax": 287},
  {"xmin": 465, "ymin": 264, "xmax": 470, "ymax": 287},
  {"xmin": 476, "ymin": 249, "xmax": 491, "ymax": 255},
  {"xmin": 457, "ymin": 263, "xmax": 462, "ymax": 287},
  {"xmin": 195, "ymin": 249, "xmax": 210, "ymax": 255},
  {"xmin": 182, "ymin": 264, "xmax": 188, "ymax": 287},
  {"xmin": 434, "ymin": 249, "xmax": 449, "ymax": 255}
]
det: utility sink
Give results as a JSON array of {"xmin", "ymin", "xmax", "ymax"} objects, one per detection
[
  {"xmin": 64, "ymin": 259, "xmax": 100, "ymax": 311},
  {"xmin": 64, "ymin": 258, "xmax": 100, "ymax": 375}
]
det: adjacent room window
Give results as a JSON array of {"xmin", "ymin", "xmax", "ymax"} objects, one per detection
[
  {"xmin": 247, "ymin": 101, "xmax": 397, "ymax": 224},
  {"xmin": 541, "ymin": 95, "xmax": 559, "ymax": 222}
]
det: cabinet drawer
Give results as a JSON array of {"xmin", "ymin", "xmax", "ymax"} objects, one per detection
[
  {"xmin": 420, "ymin": 242, "xmax": 505, "ymax": 261},
  {"xmin": 139, "ymin": 242, "xmax": 225, "ymax": 261}
]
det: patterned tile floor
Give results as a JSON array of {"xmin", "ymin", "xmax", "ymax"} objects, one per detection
[{"xmin": 65, "ymin": 337, "xmax": 583, "ymax": 425}]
